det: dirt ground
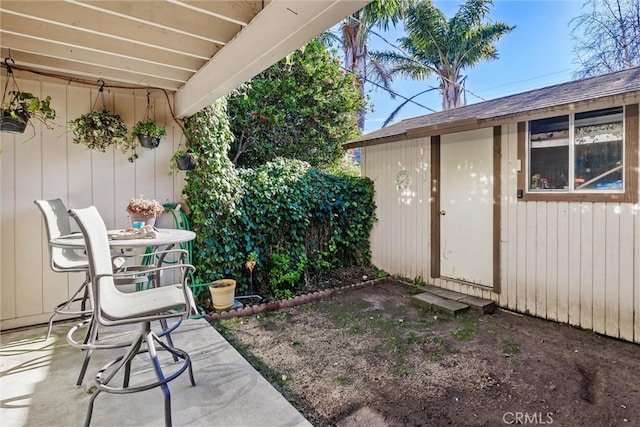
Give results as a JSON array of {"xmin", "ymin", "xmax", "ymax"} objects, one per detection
[{"xmin": 215, "ymin": 277, "xmax": 640, "ymax": 426}]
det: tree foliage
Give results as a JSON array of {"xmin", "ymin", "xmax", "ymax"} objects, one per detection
[
  {"xmin": 335, "ymin": 0, "xmax": 411, "ymax": 129},
  {"xmin": 571, "ymin": 0, "xmax": 640, "ymax": 77},
  {"xmin": 226, "ymin": 40, "xmax": 364, "ymax": 170},
  {"xmin": 182, "ymin": 98, "xmax": 376, "ymax": 304},
  {"xmin": 373, "ymin": 0, "xmax": 514, "ymax": 121}
]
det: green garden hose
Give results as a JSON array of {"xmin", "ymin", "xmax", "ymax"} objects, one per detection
[{"xmin": 159, "ymin": 204, "xmax": 205, "ymax": 317}]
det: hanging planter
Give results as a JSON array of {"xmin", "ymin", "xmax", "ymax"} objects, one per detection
[
  {"xmin": 1, "ymin": 110, "xmax": 29, "ymax": 133},
  {"xmin": 68, "ymin": 80, "xmax": 136, "ymax": 161},
  {"xmin": 1, "ymin": 57, "xmax": 56, "ymax": 134},
  {"xmin": 137, "ymin": 133, "xmax": 161, "ymax": 148},
  {"xmin": 132, "ymin": 91, "xmax": 166, "ymax": 149},
  {"xmin": 171, "ymin": 150, "xmax": 197, "ymax": 171}
]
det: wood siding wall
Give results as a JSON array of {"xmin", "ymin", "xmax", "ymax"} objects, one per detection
[
  {"xmin": 362, "ymin": 137, "xmax": 431, "ymax": 282},
  {"xmin": 362, "ymin": 118, "xmax": 640, "ymax": 344},
  {"xmin": 1, "ymin": 77, "xmax": 185, "ymax": 330}
]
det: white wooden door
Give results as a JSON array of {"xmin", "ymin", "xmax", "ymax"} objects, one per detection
[{"xmin": 440, "ymin": 129, "xmax": 494, "ymax": 287}]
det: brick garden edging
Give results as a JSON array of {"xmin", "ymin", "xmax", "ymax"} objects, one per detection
[{"xmin": 204, "ymin": 277, "xmax": 387, "ymax": 321}]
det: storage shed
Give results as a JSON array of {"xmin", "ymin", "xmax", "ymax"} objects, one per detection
[{"xmin": 345, "ymin": 67, "xmax": 640, "ymax": 343}]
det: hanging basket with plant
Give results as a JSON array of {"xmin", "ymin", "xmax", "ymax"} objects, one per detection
[
  {"xmin": 1, "ymin": 57, "xmax": 56, "ymax": 133},
  {"xmin": 132, "ymin": 91, "xmax": 166, "ymax": 149},
  {"xmin": 171, "ymin": 150, "xmax": 197, "ymax": 171},
  {"xmin": 133, "ymin": 121, "xmax": 166, "ymax": 148},
  {"xmin": 68, "ymin": 80, "xmax": 137, "ymax": 161}
]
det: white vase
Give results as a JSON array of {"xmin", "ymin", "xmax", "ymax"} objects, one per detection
[{"xmin": 129, "ymin": 213, "xmax": 156, "ymax": 227}]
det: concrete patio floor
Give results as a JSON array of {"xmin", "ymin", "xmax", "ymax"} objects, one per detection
[{"xmin": 0, "ymin": 318, "xmax": 311, "ymax": 427}]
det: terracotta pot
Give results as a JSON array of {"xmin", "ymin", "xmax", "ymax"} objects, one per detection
[{"xmin": 208, "ymin": 279, "xmax": 236, "ymax": 310}]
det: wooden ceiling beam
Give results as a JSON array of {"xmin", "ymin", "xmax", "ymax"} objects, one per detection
[
  {"xmin": 175, "ymin": 0, "xmax": 370, "ymax": 118},
  {"xmin": 1, "ymin": 48, "xmax": 183, "ymax": 91},
  {"xmin": 0, "ymin": 33, "xmax": 193, "ymax": 83},
  {"xmin": 0, "ymin": 13, "xmax": 208, "ymax": 71},
  {"xmin": 0, "ymin": 1, "xmax": 215, "ymax": 58},
  {"xmin": 175, "ymin": 0, "xmax": 266, "ymax": 26},
  {"xmin": 76, "ymin": 1, "xmax": 240, "ymax": 45}
]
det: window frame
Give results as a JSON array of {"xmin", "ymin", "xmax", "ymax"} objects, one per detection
[{"xmin": 517, "ymin": 103, "xmax": 638, "ymax": 203}]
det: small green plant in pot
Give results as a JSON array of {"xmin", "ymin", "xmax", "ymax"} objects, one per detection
[
  {"xmin": 68, "ymin": 110, "xmax": 137, "ymax": 161},
  {"xmin": 1, "ymin": 90, "xmax": 56, "ymax": 133},
  {"xmin": 132, "ymin": 121, "xmax": 166, "ymax": 149}
]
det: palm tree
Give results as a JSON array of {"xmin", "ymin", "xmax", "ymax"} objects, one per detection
[
  {"xmin": 338, "ymin": 0, "xmax": 412, "ymax": 129},
  {"xmin": 374, "ymin": 0, "xmax": 514, "ymax": 121}
]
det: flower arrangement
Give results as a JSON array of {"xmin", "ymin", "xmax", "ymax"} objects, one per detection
[{"xmin": 126, "ymin": 195, "xmax": 164, "ymax": 217}]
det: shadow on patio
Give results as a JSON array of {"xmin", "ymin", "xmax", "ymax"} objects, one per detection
[{"xmin": 1, "ymin": 318, "xmax": 310, "ymax": 426}]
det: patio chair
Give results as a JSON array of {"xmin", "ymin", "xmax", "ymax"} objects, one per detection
[
  {"xmin": 69, "ymin": 247, "xmax": 187, "ymax": 387},
  {"xmin": 35, "ymin": 199, "xmax": 165, "ymax": 386},
  {"xmin": 69, "ymin": 206, "xmax": 196, "ymax": 427},
  {"xmin": 35, "ymin": 199, "xmax": 128, "ymax": 339},
  {"xmin": 34, "ymin": 198, "xmax": 92, "ymax": 340}
]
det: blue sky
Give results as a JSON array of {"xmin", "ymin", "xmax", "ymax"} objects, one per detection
[{"xmin": 363, "ymin": 0, "xmax": 585, "ymax": 132}]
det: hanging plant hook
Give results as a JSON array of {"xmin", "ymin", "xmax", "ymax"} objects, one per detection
[
  {"xmin": 2, "ymin": 57, "xmax": 19, "ymax": 106},
  {"xmin": 92, "ymin": 79, "xmax": 108, "ymax": 112},
  {"xmin": 4, "ymin": 57, "xmax": 15, "ymax": 75},
  {"xmin": 144, "ymin": 89, "xmax": 155, "ymax": 123}
]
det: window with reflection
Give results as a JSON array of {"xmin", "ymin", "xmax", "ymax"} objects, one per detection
[{"xmin": 528, "ymin": 107, "xmax": 624, "ymax": 192}]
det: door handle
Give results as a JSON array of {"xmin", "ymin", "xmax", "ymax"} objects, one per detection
[{"xmin": 439, "ymin": 210, "xmax": 446, "ymax": 216}]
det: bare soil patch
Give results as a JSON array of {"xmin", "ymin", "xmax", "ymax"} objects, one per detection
[{"xmin": 214, "ymin": 277, "xmax": 640, "ymax": 426}]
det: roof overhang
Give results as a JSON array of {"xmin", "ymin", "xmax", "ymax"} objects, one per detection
[
  {"xmin": 0, "ymin": 0, "xmax": 369, "ymax": 118},
  {"xmin": 343, "ymin": 117, "xmax": 481, "ymax": 149},
  {"xmin": 175, "ymin": 1, "xmax": 369, "ymax": 117},
  {"xmin": 345, "ymin": 71, "xmax": 640, "ymax": 149}
]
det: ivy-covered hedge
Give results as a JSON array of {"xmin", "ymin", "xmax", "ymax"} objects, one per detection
[{"xmin": 182, "ymin": 99, "xmax": 376, "ymax": 301}]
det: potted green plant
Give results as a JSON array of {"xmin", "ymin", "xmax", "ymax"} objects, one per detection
[
  {"xmin": 1, "ymin": 90, "xmax": 56, "ymax": 133},
  {"xmin": 171, "ymin": 150, "xmax": 197, "ymax": 171},
  {"xmin": 132, "ymin": 121, "xmax": 166, "ymax": 149},
  {"xmin": 68, "ymin": 110, "xmax": 137, "ymax": 161}
]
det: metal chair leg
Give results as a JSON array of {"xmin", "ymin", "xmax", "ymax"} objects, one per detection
[
  {"xmin": 83, "ymin": 321, "xmax": 195, "ymax": 427},
  {"xmin": 45, "ymin": 274, "xmax": 91, "ymax": 340},
  {"xmin": 75, "ymin": 318, "xmax": 99, "ymax": 387}
]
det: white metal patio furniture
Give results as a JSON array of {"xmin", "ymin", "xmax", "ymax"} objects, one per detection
[
  {"xmin": 34, "ymin": 199, "xmax": 92, "ymax": 340},
  {"xmin": 50, "ymin": 226, "xmax": 196, "ymax": 386},
  {"xmin": 36, "ymin": 198, "xmax": 136, "ymax": 386},
  {"xmin": 69, "ymin": 206, "xmax": 196, "ymax": 427}
]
